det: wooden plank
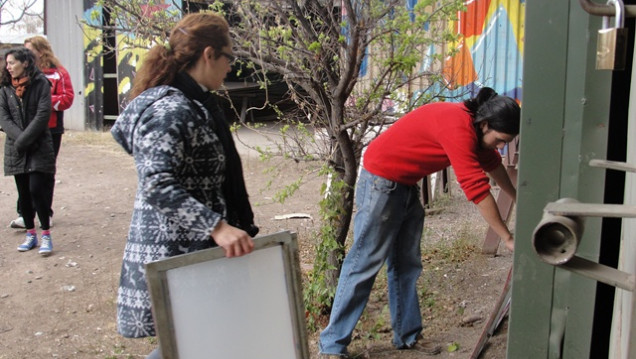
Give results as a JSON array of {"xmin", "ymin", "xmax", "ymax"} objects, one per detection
[{"xmin": 470, "ymin": 267, "xmax": 513, "ymax": 359}]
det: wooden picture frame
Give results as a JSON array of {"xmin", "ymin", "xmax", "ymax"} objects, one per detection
[{"xmin": 145, "ymin": 231, "xmax": 309, "ymax": 358}]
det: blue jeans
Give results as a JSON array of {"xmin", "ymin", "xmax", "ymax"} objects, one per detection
[{"xmin": 319, "ymin": 168, "xmax": 425, "ymax": 355}]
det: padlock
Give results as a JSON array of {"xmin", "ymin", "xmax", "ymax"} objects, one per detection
[{"xmin": 596, "ymin": 0, "xmax": 628, "ymax": 70}]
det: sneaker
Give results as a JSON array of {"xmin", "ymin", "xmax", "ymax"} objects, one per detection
[
  {"xmin": 39, "ymin": 235, "xmax": 53, "ymax": 256},
  {"xmin": 405, "ymin": 336, "xmax": 442, "ymax": 356},
  {"xmin": 10, "ymin": 216, "xmax": 25, "ymax": 229},
  {"xmin": 17, "ymin": 232, "xmax": 38, "ymax": 252}
]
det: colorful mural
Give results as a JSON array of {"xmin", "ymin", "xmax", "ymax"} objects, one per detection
[
  {"xmin": 443, "ymin": 0, "xmax": 525, "ymax": 100},
  {"xmin": 116, "ymin": 37, "xmax": 151, "ymax": 111},
  {"xmin": 81, "ymin": 0, "xmax": 181, "ymax": 128},
  {"xmin": 82, "ymin": 0, "xmax": 104, "ymax": 129},
  {"xmin": 80, "ymin": 0, "xmax": 524, "ymax": 128},
  {"xmin": 116, "ymin": 1, "xmax": 179, "ymax": 110},
  {"xmin": 355, "ymin": 0, "xmax": 524, "ymax": 112}
]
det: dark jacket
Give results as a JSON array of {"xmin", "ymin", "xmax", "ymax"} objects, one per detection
[{"xmin": 0, "ymin": 73, "xmax": 55, "ymax": 176}]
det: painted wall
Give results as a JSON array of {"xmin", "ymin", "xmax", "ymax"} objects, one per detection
[
  {"xmin": 57, "ymin": 0, "xmax": 526, "ymax": 129},
  {"xmin": 82, "ymin": 0, "xmax": 104, "ymax": 130},
  {"xmin": 115, "ymin": 2, "xmax": 181, "ymax": 111},
  {"xmin": 443, "ymin": 0, "xmax": 525, "ymax": 100},
  {"xmin": 80, "ymin": 0, "xmax": 180, "ymax": 129},
  {"xmin": 355, "ymin": 0, "xmax": 525, "ymax": 113}
]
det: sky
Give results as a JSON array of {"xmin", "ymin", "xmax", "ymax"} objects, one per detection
[{"xmin": 0, "ymin": 0, "xmax": 45, "ymax": 42}]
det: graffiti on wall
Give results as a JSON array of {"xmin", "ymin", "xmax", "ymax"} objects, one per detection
[
  {"xmin": 82, "ymin": 0, "xmax": 103, "ymax": 127},
  {"xmin": 443, "ymin": 0, "xmax": 525, "ymax": 100},
  {"xmin": 116, "ymin": 1, "xmax": 177, "ymax": 110},
  {"xmin": 354, "ymin": 0, "xmax": 524, "ymax": 114},
  {"xmin": 81, "ymin": 0, "xmax": 524, "ymax": 127},
  {"xmin": 116, "ymin": 39, "xmax": 150, "ymax": 111},
  {"xmin": 81, "ymin": 1, "xmax": 180, "ymax": 128}
]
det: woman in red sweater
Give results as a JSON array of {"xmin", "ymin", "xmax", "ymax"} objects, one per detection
[
  {"xmin": 319, "ymin": 87, "xmax": 520, "ymax": 358},
  {"xmin": 10, "ymin": 36, "xmax": 74, "ymax": 229}
]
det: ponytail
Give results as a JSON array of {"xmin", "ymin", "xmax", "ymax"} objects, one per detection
[{"xmin": 128, "ymin": 13, "xmax": 231, "ymax": 100}]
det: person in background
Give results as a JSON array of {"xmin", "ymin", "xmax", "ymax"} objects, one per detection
[
  {"xmin": 110, "ymin": 12, "xmax": 259, "ymax": 359},
  {"xmin": 9, "ymin": 36, "xmax": 74, "ymax": 229},
  {"xmin": 319, "ymin": 87, "xmax": 520, "ymax": 358},
  {"xmin": 0, "ymin": 48, "xmax": 55, "ymax": 256}
]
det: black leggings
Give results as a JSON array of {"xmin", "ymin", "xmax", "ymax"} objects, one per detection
[
  {"xmin": 16, "ymin": 134, "xmax": 61, "ymax": 218},
  {"xmin": 14, "ymin": 172, "xmax": 54, "ymax": 230}
]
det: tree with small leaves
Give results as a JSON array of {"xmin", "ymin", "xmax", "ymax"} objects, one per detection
[{"xmin": 84, "ymin": 0, "xmax": 465, "ymax": 324}]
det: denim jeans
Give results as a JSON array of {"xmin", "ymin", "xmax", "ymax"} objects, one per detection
[{"xmin": 319, "ymin": 168, "xmax": 425, "ymax": 355}]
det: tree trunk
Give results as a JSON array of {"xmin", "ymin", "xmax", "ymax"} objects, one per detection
[{"xmin": 323, "ymin": 127, "xmax": 359, "ymax": 293}]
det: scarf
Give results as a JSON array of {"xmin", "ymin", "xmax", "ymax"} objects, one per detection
[
  {"xmin": 171, "ymin": 72, "xmax": 259, "ymax": 237},
  {"xmin": 11, "ymin": 77, "xmax": 29, "ymax": 98}
]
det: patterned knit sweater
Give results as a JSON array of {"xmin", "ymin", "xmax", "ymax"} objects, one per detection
[{"xmin": 111, "ymin": 84, "xmax": 227, "ymax": 338}]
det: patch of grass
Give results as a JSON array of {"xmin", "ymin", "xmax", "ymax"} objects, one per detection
[
  {"xmin": 366, "ymin": 304, "xmax": 390, "ymax": 339},
  {"xmin": 421, "ymin": 221, "xmax": 480, "ymax": 264},
  {"xmin": 420, "ymin": 283, "xmax": 437, "ymax": 308},
  {"xmin": 103, "ymin": 343, "xmax": 135, "ymax": 359}
]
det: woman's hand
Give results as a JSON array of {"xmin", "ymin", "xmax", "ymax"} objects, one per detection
[
  {"xmin": 503, "ymin": 235, "xmax": 514, "ymax": 251},
  {"xmin": 210, "ymin": 220, "xmax": 254, "ymax": 258}
]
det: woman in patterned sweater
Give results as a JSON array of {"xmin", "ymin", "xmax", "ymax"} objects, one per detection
[{"xmin": 110, "ymin": 13, "xmax": 258, "ymax": 358}]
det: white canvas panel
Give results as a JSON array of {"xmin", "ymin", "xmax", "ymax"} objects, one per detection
[{"xmin": 165, "ymin": 245, "xmax": 296, "ymax": 358}]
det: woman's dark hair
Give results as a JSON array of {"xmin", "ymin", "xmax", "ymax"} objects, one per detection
[
  {"xmin": 1, "ymin": 47, "xmax": 40, "ymax": 86},
  {"xmin": 129, "ymin": 12, "xmax": 231, "ymax": 99},
  {"xmin": 464, "ymin": 87, "xmax": 520, "ymax": 136}
]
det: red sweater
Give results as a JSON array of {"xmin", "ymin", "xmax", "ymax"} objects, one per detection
[{"xmin": 363, "ymin": 102, "xmax": 501, "ymax": 204}]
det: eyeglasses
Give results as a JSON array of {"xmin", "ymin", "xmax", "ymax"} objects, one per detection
[{"xmin": 220, "ymin": 51, "xmax": 236, "ymax": 65}]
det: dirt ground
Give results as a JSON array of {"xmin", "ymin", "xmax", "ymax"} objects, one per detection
[{"xmin": 0, "ymin": 129, "xmax": 512, "ymax": 359}]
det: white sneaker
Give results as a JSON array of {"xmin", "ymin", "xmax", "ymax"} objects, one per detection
[
  {"xmin": 9, "ymin": 216, "xmax": 53, "ymax": 229},
  {"xmin": 9, "ymin": 216, "xmax": 25, "ymax": 229}
]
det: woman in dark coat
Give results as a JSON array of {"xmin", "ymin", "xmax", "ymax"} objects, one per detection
[{"xmin": 0, "ymin": 47, "xmax": 55, "ymax": 256}]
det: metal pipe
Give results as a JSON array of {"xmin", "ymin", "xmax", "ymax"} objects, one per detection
[
  {"xmin": 561, "ymin": 255, "xmax": 636, "ymax": 292},
  {"xmin": 589, "ymin": 159, "xmax": 636, "ymax": 173},
  {"xmin": 579, "ymin": 0, "xmax": 636, "ymax": 18},
  {"xmin": 533, "ymin": 199, "xmax": 585, "ymax": 265},
  {"xmin": 580, "ymin": 0, "xmax": 636, "ymax": 17}
]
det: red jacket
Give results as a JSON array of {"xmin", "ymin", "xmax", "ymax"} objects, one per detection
[
  {"xmin": 363, "ymin": 102, "xmax": 501, "ymax": 204},
  {"xmin": 43, "ymin": 66, "xmax": 74, "ymax": 132}
]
